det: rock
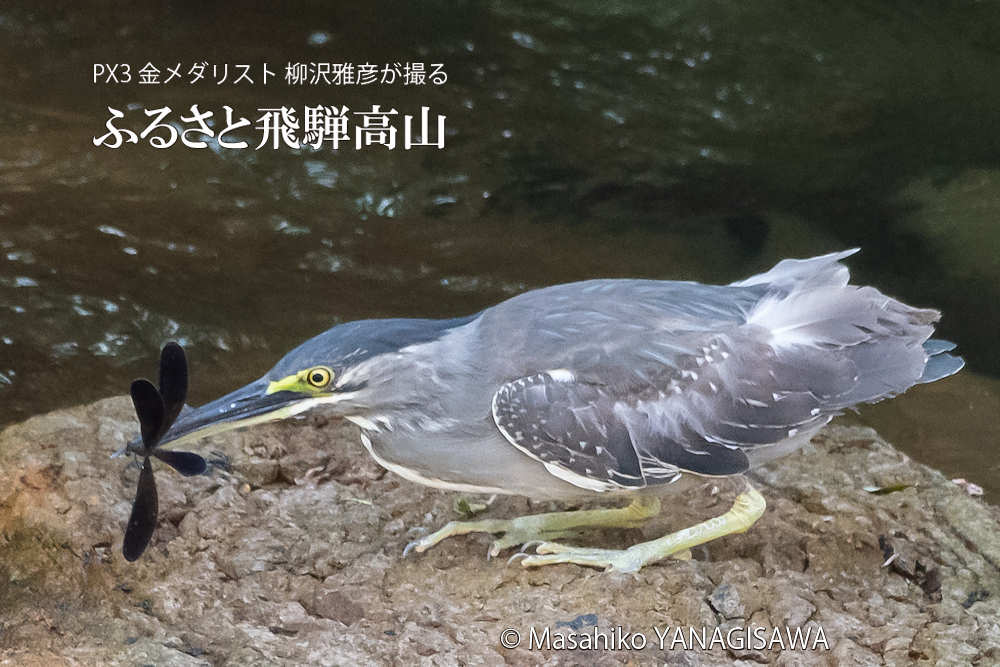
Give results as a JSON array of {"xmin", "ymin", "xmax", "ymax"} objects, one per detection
[
  {"xmin": 708, "ymin": 582, "xmax": 744, "ymax": 620},
  {"xmin": 1, "ymin": 397, "xmax": 999, "ymax": 665}
]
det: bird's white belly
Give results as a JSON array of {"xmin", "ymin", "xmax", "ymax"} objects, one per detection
[
  {"xmin": 357, "ymin": 430, "xmax": 512, "ymax": 495},
  {"xmin": 350, "ymin": 418, "xmax": 612, "ymax": 500}
]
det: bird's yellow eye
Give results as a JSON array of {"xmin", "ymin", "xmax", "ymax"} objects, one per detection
[{"xmin": 306, "ymin": 367, "xmax": 333, "ymax": 388}]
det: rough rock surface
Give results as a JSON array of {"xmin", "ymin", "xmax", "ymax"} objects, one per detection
[{"xmin": 1, "ymin": 397, "xmax": 999, "ymax": 666}]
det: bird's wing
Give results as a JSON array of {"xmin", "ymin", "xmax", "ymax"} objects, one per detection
[
  {"xmin": 491, "ymin": 326, "xmax": 843, "ymax": 492},
  {"xmin": 492, "ymin": 372, "xmax": 647, "ymax": 491},
  {"xmin": 491, "ymin": 370, "xmax": 751, "ymax": 492},
  {"xmin": 486, "ymin": 251, "xmax": 946, "ymax": 492}
]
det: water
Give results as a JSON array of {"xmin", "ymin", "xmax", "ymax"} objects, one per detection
[{"xmin": 1, "ymin": 2, "xmax": 998, "ymax": 496}]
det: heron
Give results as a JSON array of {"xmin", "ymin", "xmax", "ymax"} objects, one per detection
[{"xmin": 117, "ymin": 249, "xmax": 963, "ymax": 571}]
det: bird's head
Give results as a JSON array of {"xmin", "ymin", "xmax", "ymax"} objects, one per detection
[{"xmin": 152, "ymin": 315, "xmax": 476, "ymax": 449}]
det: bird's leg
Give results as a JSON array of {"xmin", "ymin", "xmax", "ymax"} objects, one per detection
[
  {"xmin": 514, "ymin": 484, "xmax": 766, "ymax": 573},
  {"xmin": 405, "ymin": 496, "xmax": 661, "ymax": 559}
]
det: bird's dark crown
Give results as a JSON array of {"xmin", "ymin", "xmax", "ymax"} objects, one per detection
[{"xmin": 267, "ymin": 315, "xmax": 479, "ymax": 380}]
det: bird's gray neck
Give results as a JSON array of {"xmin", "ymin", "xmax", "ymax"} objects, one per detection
[{"xmin": 338, "ymin": 318, "xmax": 489, "ymax": 433}]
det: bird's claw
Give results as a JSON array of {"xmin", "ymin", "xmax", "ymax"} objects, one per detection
[
  {"xmin": 402, "ymin": 529, "xmax": 437, "ymax": 557},
  {"xmin": 506, "ymin": 551, "xmax": 531, "ymax": 565}
]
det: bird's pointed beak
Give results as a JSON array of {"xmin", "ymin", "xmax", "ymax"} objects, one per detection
[{"xmin": 151, "ymin": 378, "xmax": 317, "ymax": 449}]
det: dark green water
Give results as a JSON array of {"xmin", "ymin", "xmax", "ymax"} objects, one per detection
[{"xmin": 1, "ymin": 2, "xmax": 998, "ymax": 495}]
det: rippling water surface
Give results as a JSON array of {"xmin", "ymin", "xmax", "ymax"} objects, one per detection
[{"xmin": 1, "ymin": 2, "xmax": 999, "ymax": 495}]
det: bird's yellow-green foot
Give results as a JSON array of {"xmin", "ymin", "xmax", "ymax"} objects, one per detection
[
  {"xmin": 512, "ymin": 485, "xmax": 766, "ymax": 572},
  {"xmin": 405, "ymin": 495, "xmax": 661, "ymax": 560},
  {"xmin": 405, "ymin": 485, "xmax": 766, "ymax": 573}
]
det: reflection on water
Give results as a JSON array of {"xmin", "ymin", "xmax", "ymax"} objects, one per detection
[{"xmin": 1, "ymin": 2, "xmax": 999, "ymax": 498}]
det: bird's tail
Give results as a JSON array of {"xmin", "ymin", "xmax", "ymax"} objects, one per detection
[
  {"xmin": 744, "ymin": 252, "xmax": 963, "ymax": 408},
  {"xmin": 919, "ymin": 338, "xmax": 965, "ymax": 383}
]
